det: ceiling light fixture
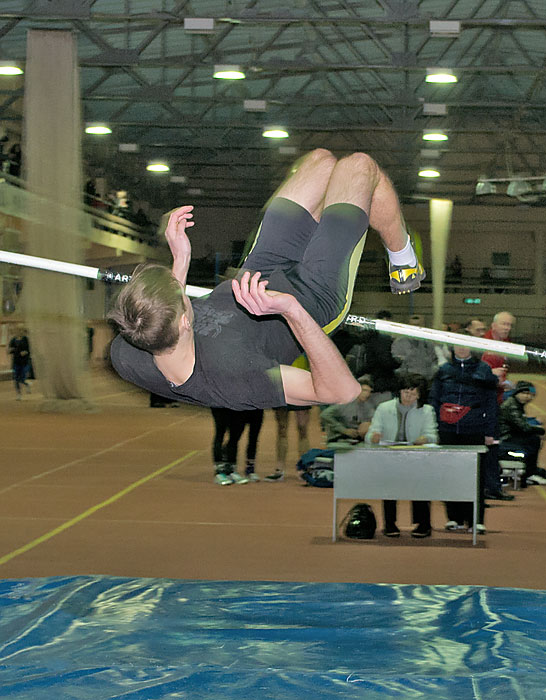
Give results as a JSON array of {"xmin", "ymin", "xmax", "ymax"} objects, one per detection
[
  {"xmin": 85, "ymin": 123, "xmax": 112, "ymax": 134},
  {"xmin": 507, "ymin": 180, "xmax": 532, "ymax": 197},
  {"xmin": 422, "ymin": 129, "xmax": 448, "ymax": 141},
  {"xmin": 475, "ymin": 181, "xmax": 497, "ymax": 195},
  {"xmin": 244, "ymin": 99, "xmax": 267, "ymax": 112},
  {"xmin": 0, "ymin": 61, "xmax": 23, "ymax": 75},
  {"xmin": 426, "ymin": 67, "xmax": 457, "ymax": 84},
  {"xmin": 146, "ymin": 162, "xmax": 169, "ymax": 172},
  {"xmin": 423, "ymin": 103, "xmax": 447, "ymax": 115},
  {"xmin": 429, "ymin": 20, "xmax": 461, "ymax": 37},
  {"xmin": 262, "ymin": 127, "xmax": 289, "ymax": 139},
  {"xmin": 213, "ymin": 64, "xmax": 245, "ymax": 80},
  {"xmin": 420, "ymin": 149, "xmax": 441, "ymax": 159},
  {"xmin": 418, "ymin": 168, "xmax": 440, "ymax": 178},
  {"xmin": 184, "ymin": 18, "xmax": 215, "ymax": 34}
]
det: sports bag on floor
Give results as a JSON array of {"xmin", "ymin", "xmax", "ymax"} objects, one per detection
[
  {"xmin": 341, "ymin": 503, "xmax": 377, "ymax": 539},
  {"xmin": 296, "ymin": 448, "xmax": 335, "ymax": 487}
]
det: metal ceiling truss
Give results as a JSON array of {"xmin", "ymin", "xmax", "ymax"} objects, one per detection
[{"xmin": 0, "ymin": 0, "xmax": 545, "ymax": 209}]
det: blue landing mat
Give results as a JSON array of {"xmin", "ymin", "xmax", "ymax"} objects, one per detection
[{"xmin": 0, "ymin": 577, "xmax": 545, "ymax": 699}]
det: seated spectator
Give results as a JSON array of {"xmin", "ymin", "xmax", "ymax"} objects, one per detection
[
  {"xmin": 322, "ymin": 375, "xmax": 375, "ymax": 445},
  {"xmin": 365, "ymin": 373, "xmax": 438, "ymax": 539},
  {"xmin": 391, "ymin": 314, "xmax": 438, "ymax": 383},
  {"xmin": 429, "ymin": 345, "xmax": 498, "ymax": 534},
  {"xmin": 499, "ymin": 381, "xmax": 546, "ymax": 487}
]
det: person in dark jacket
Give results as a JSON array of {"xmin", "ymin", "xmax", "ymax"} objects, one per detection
[
  {"xmin": 499, "ymin": 381, "xmax": 546, "ymax": 487},
  {"xmin": 8, "ymin": 327, "xmax": 32, "ymax": 400},
  {"xmin": 429, "ymin": 345, "xmax": 498, "ymax": 534},
  {"xmin": 345, "ymin": 310, "xmax": 400, "ymax": 406}
]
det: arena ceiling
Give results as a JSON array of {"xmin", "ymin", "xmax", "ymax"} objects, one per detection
[{"xmin": 2, "ymin": 0, "xmax": 546, "ymax": 211}]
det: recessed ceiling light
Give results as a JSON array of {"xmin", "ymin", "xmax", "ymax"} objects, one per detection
[
  {"xmin": 146, "ymin": 162, "xmax": 169, "ymax": 172},
  {"xmin": 85, "ymin": 123, "xmax": 112, "ymax": 134},
  {"xmin": 213, "ymin": 64, "xmax": 245, "ymax": 80},
  {"xmin": 0, "ymin": 61, "xmax": 23, "ymax": 75},
  {"xmin": 262, "ymin": 127, "xmax": 289, "ymax": 139},
  {"xmin": 422, "ymin": 129, "xmax": 448, "ymax": 141},
  {"xmin": 426, "ymin": 67, "xmax": 457, "ymax": 84},
  {"xmin": 419, "ymin": 168, "xmax": 440, "ymax": 178}
]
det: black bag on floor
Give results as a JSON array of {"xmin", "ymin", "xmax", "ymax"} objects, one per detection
[{"xmin": 342, "ymin": 503, "xmax": 377, "ymax": 539}]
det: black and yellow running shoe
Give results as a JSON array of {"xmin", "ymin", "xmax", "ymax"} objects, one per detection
[{"xmin": 389, "ymin": 260, "xmax": 426, "ymax": 294}]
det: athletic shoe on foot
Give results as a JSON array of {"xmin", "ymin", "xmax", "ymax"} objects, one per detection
[
  {"xmin": 468, "ymin": 524, "xmax": 486, "ymax": 534},
  {"xmin": 383, "ymin": 524, "xmax": 401, "ymax": 537},
  {"xmin": 245, "ymin": 472, "xmax": 260, "ymax": 482},
  {"xmin": 214, "ymin": 473, "xmax": 232, "ymax": 486},
  {"xmin": 264, "ymin": 471, "xmax": 284, "ymax": 482},
  {"xmin": 411, "ymin": 523, "xmax": 432, "ymax": 538},
  {"xmin": 445, "ymin": 520, "xmax": 465, "ymax": 531},
  {"xmin": 389, "ymin": 260, "xmax": 426, "ymax": 295},
  {"xmin": 526, "ymin": 474, "xmax": 546, "ymax": 485},
  {"xmin": 229, "ymin": 471, "xmax": 249, "ymax": 484}
]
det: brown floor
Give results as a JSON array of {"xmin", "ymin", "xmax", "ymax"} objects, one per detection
[{"xmin": 0, "ymin": 368, "xmax": 545, "ymax": 589}]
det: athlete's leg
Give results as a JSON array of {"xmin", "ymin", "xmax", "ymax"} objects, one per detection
[
  {"xmin": 242, "ymin": 149, "xmax": 336, "ymax": 274},
  {"xmin": 284, "ymin": 153, "xmax": 374, "ymax": 331},
  {"xmin": 324, "ymin": 153, "xmax": 422, "ymax": 295}
]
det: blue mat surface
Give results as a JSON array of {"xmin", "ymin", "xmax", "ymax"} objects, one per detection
[{"xmin": 0, "ymin": 577, "xmax": 544, "ymax": 699}]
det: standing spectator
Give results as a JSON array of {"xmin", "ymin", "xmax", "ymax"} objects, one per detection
[
  {"xmin": 366, "ymin": 373, "xmax": 438, "ymax": 538},
  {"xmin": 211, "ymin": 408, "xmax": 264, "ymax": 485},
  {"xmin": 499, "ymin": 381, "xmax": 546, "ymax": 487},
  {"xmin": 346, "ymin": 310, "xmax": 400, "ymax": 405},
  {"xmin": 7, "ymin": 143, "xmax": 21, "ymax": 177},
  {"xmin": 266, "ymin": 353, "xmax": 312, "ymax": 482},
  {"xmin": 266, "ymin": 406, "xmax": 311, "ymax": 481},
  {"xmin": 429, "ymin": 345, "xmax": 498, "ymax": 534},
  {"xmin": 464, "ymin": 318, "xmax": 486, "ymax": 338},
  {"xmin": 481, "ymin": 311, "xmax": 517, "ymax": 500},
  {"xmin": 482, "ymin": 311, "xmax": 516, "ymax": 403},
  {"xmin": 391, "ymin": 314, "xmax": 438, "ymax": 383},
  {"xmin": 322, "ymin": 375, "xmax": 375, "ymax": 445},
  {"xmin": 8, "ymin": 326, "xmax": 32, "ymax": 400}
]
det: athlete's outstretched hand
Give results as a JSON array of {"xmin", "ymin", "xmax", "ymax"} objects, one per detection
[
  {"xmin": 165, "ymin": 205, "xmax": 194, "ymax": 262},
  {"xmin": 232, "ymin": 270, "xmax": 297, "ymax": 317},
  {"xmin": 164, "ymin": 205, "xmax": 194, "ymax": 285}
]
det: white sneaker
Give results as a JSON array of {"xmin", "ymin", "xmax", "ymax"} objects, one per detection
[
  {"xmin": 445, "ymin": 520, "xmax": 465, "ymax": 531},
  {"xmin": 468, "ymin": 524, "xmax": 486, "ymax": 534},
  {"xmin": 526, "ymin": 474, "xmax": 546, "ymax": 485},
  {"xmin": 214, "ymin": 473, "xmax": 232, "ymax": 486},
  {"xmin": 264, "ymin": 470, "xmax": 284, "ymax": 482},
  {"xmin": 229, "ymin": 471, "xmax": 249, "ymax": 485},
  {"xmin": 245, "ymin": 472, "xmax": 260, "ymax": 482}
]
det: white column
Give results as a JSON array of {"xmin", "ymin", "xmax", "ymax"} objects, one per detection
[{"xmin": 429, "ymin": 199, "xmax": 453, "ymax": 330}]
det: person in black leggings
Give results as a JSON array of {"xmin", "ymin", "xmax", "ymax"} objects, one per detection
[{"xmin": 211, "ymin": 408, "xmax": 264, "ymax": 485}]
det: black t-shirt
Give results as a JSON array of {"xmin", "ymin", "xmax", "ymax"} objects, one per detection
[{"xmin": 110, "ymin": 279, "xmax": 304, "ymax": 410}]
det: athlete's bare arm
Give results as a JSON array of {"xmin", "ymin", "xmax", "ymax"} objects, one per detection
[
  {"xmin": 232, "ymin": 271, "xmax": 360, "ymax": 405},
  {"xmin": 164, "ymin": 205, "xmax": 194, "ymax": 286}
]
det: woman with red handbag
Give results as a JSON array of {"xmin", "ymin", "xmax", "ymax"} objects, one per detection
[{"xmin": 429, "ymin": 345, "xmax": 498, "ymax": 534}]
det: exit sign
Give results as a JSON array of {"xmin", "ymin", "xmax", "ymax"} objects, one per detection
[{"xmin": 463, "ymin": 298, "xmax": 481, "ymax": 304}]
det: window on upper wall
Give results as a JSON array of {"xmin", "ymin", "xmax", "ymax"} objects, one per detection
[{"xmin": 491, "ymin": 252, "xmax": 510, "ymax": 266}]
